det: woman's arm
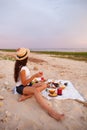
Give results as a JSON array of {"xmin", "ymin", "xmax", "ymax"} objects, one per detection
[{"xmin": 20, "ymin": 70, "xmax": 43, "ymax": 86}]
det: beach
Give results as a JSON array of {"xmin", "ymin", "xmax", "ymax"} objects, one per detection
[{"xmin": 0, "ymin": 50, "xmax": 87, "ymax": 130}]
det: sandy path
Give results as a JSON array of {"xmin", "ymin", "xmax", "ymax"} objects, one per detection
[{"xmin": 0, "ymin": 51, "xmax": 87, "ymax": 130}]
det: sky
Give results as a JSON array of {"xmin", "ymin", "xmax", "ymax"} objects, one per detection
[{"xmin": 0, "ymin": 0, "xmax": 87, "ymax": 49}]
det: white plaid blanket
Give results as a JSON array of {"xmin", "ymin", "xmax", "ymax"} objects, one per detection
[{"xmin": 41, "ymin": 79, "xmax": 85, "ymax": 101}]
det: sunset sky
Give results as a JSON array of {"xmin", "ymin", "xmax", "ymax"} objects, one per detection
[{"xmin": 0, "ymin": 0, "xmax": 87, "ymax": 49}]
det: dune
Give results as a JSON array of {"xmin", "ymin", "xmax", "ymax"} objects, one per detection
[{"xmin": 0, "ymin": 51, "xmax": 87, "ymax": 130}]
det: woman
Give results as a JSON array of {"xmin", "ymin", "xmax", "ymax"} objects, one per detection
[{"xmin": 14, "ymin": 48, "xmax": 64, "ymax": 121}]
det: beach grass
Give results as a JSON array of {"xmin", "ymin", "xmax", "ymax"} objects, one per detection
[
  {"xmin": 32, "ymin": 51, "xmax": 87, "ymax": 62},
  {"xmin": 0, "ymin": 49, "xmax": 15, "ymax": 61},
  {"xmin": 0, "ymin": 49, "xmax": 87, "ymax": 62},
  {"xmin": 0, "ymin": 49, "xmax": 16, "ymax": 52}
]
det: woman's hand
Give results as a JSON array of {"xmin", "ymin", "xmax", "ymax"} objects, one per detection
[{"xmin": 34, "ymin": 72, "xmax": 43, "ymax": 78}]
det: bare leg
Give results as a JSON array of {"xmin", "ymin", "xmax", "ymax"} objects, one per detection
[
  {"xmin": 18, "ymin": 83, "xmax": 64, "ymax": 121},
  {"xmin": 18, "ymin": 83, "xmax": 47, "ymax": 102},
  {"xmin": 18, "ymin": 94, "xmax": 33, "ymax": 102},
  {"xmin": 36, "ymin": 82, "xmax": 47, "ymax": 92},
  {"xmin": 32, "ymin": 82, "xmax": 47, "ymax": 89},
  {"xmin": 34, "ymin": 89, "xmax": 64, "ymax": 121}
]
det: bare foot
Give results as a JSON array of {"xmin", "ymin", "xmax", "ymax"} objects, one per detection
[
  {"xmin": 48, "ymin": 111, "xmax": 64, "ymax": 121},
  {"xmin": 18, "ymin": 95, "xmax": 32, "ymax": 102}
]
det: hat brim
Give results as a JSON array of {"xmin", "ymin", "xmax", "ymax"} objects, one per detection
[{"xmin": 16, "ymin": 49, "xmax": 30, "ymax": 61}]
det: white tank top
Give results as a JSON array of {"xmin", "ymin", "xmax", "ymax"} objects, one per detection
[{"xmin": 16, "ymin": 66, "xmax": 30, "ymax": 86}]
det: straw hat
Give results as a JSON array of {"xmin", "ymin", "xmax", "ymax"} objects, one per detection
[{"xmin": 16, "ymin": 48, "xmax": 30, "ymax": 60}]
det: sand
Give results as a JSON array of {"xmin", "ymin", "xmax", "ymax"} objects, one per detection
[{"xmin": 0, "ymin": 51, "xmax": 87, "ymax": 130}]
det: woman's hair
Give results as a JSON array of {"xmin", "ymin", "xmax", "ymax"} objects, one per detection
[{"xmin": 14, "ymin": 57, "xmax": 28, "ymax": 82}]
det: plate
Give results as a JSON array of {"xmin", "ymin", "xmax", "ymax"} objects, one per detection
[{"xmin": 48, "ymin": 93, "xmax": 58, "ymax": 97}]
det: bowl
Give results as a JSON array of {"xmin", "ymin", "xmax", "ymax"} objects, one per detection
[{"xmin": 49, "ymin": 89, "xmax": 55, "ymax": 94}]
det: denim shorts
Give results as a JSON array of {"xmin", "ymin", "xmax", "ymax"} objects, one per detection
[{"xmin": 16, "ymin": 82, "xmax": 32, "ymax": 95}]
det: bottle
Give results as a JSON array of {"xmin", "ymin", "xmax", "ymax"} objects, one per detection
[
  {"xmin": 57, "ymin": 81, "xmax": 62, "ymax": 95},
  {"xmin": 57, "ymin": 88, "xmax": 62, "ymax": 95}
]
